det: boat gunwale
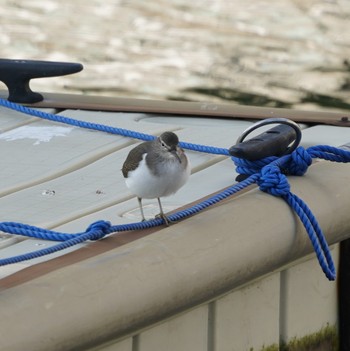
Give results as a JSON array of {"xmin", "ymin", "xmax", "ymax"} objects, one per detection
[{"xmin": 0, "ymin": 90, "xmax": 349, "ymax": 127}]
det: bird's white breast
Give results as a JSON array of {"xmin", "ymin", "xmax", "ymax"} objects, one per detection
[{"xmin": 125, "ymin": 153, "xmax": 190, "ymax": 199}]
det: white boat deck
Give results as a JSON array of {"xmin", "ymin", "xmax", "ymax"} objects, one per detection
[
  {"xmin": 0, "ymin": 99, "xmax": 349, "ymax": 351},
  {"xmin": 0, "ymin": 107, "xmax": 251, "ymax": 275}
]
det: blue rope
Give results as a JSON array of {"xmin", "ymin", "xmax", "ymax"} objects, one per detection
[
  {"xmin": 0, "ymin": 98, "xmax": 229, "ymax": 156},
  {"xmin": 0, "ymin": 98, "xmax": 349, "ymax": 280},
  {"xmin": 0, "ymin": 176, "xmax": 258, "ymax": 266},
  {"xmin": 236, "ymin": 145, "xmax": 350, "ymax": 280}
]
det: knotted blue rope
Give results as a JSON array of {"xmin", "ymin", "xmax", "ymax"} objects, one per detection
[
  {"xmin": 0, "ymin": 220, "xmax": 112, "ymax": 265},
  {"xmin": 0, "ymin": 176, "xmax": 257, "ymax": 266},
  {"xmin": 0, "ymin": 97, "xmax": 349, "ymax": 280},
  {"xmin": 233, "ymin": 145, "xmax": 350, "ymax": 280}
]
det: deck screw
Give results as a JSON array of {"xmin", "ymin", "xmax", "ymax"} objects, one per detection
[{"xmin": 42, "ymin": 189, "xmax": 56, "ymax": 196}]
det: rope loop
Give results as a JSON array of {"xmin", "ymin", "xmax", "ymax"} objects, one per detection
[
  {"xmin": 308, "ymin": 144, "xmax": 350, "ymax": 163},
  {"xmin": 85, "ymin": 220, "xmax": 113, "ymax": 240},
  {"xmin": 232, "ymin": 156, "xmax": 277, "ymax": 177},
  {"xmin": 289, "ymin": 146, "xmax": 313, "ymax": 176},
  {"xmin": 284, "ymin": 193, "xmax": 336, "ymax": 280},
  {"xmin": 258, "ymin": 164, "xmax": 290, "ymax": 196}
]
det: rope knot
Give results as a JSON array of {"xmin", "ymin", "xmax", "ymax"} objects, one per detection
[
  {"xmin": 86, "ymin": 220, "xmax": 112, "ymax": 240},
  {"xmin": 258, "ymin": 165, "xmax": 290, "ymax": 196},
  {"xmin": 232, "ymin": 156, "xmax": 277, "ymax": 178},
  {"xmin": 289, "ymin": 146, "xmax": 312, "ymax": 176}
]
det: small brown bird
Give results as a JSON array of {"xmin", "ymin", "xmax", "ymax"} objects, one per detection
[{"xmin": 122, "ymin": 131, "xmax": 190, "ymax": 225}]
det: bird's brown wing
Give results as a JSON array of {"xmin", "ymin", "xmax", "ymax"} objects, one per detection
[{"xmin": 122, "ymin": 142, "xmax": 149, "ymax": 178}]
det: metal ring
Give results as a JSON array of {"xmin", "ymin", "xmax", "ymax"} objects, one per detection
[{"xmin": 236, "ymin": 118, "xmax": 302, "ymax": 155}]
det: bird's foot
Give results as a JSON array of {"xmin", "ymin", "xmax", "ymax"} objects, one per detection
[{"xmin": 155, "ymin": 213, "xmax": 174, "ymax": 226}]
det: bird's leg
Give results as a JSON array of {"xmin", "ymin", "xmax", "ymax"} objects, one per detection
[
  {"xmin": 137, "ymin": 197, "xmax": 147, "ymax": 222},
  {"xmin": 156, "ymin": 197, "xmax": 172, "ymax": 226}
]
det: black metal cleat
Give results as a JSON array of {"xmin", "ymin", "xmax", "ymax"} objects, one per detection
[
  {"xmin": 230, "ymin": 118, "xmax": 302, "ymax": 181},
  {"xmin": 230, "ymin": 118, "xmax": 302, "ymax": 161},
  {"xmin": 0, "ymin": 58, "xmax": 83, "ymax": 103}
]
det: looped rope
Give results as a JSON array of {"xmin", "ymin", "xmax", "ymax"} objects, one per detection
[
  {"xmin": 257, "ymin": 165, "xmax": 290, "ymax": 196},
  {"xmin": 85, "ymin": 220, "xmax": 112, "ymax": 240},
  {"xmin": 284, "ymin": 193, "xmax": 336, "ymax": 280},
  {"xmin": 0, "ymin": 97, "xmax": 348, "ymax": 280},
  {"xmin": 289, "ymin": 146, "xmax": 313, "ymax": 175},
  {"xmin": 232, "ymin": 156, "xmax": 277, "ymax": 177},
  {"xmin": 309, "ymin": 144, "xmax": 350, "ymax": 162},
  {"xmin": 231, "ymin": 144, "xmax": 350, "ymax": 280}
]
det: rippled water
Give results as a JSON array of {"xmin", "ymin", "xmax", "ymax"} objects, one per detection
[{"xmin": 2, "ymin": 0, "xmax": 350, "ymax": 113}]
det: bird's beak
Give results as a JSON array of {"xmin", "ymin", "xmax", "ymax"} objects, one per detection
[{"xmin": 171, "ymin": 148, "xmax": 182, "ymax": 163}]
